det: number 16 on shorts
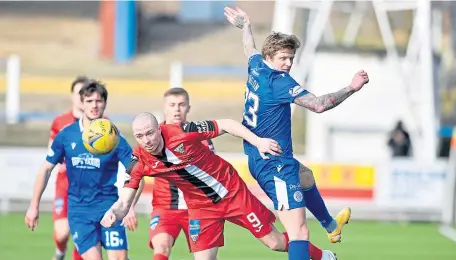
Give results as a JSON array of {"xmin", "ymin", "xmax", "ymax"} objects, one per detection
[{"xmin": 101, "ymin": 223, "xmax": 129, "ymax": 251}]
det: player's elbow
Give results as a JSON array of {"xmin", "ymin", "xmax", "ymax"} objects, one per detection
[
  {"xmin": 313, "ymin": 106, "xmax": 326, "ymax": 113},
  {"xmin": 216, "ymin": 119, "xmax": 237, "ymax": 132}
]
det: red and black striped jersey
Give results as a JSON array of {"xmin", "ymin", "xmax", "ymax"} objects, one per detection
[
  {"xmin": 125, "ymin": 120, "xmax": 242, "ymax": 209},
  {"xmin": 151, "ymin": 137, "xmax": 215, "ymax": 210}
]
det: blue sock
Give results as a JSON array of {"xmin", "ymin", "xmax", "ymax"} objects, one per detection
[
  {"xmin": 303, "ymin": 184, "xmax": 337, "ymax": 232},
  {"xmin": 288, "ymin": 240, "xmax": 309, "ymax": 260}
]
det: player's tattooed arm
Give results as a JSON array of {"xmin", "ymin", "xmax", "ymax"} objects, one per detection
[
  {"xmin": 224, "ymin": 6, "xmax": 259, "ymax": 58},
  {"xmin": 294, "ymin": 86, "xmax": 356, "ymax": 113},
  {"xmin": 294, "ymin": 70, "xmax": 369, "ymax": 113}
]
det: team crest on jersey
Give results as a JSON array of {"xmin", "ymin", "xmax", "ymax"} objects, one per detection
[
  {"xmin": 71, "ymin": 142, "xmax": 76, "ymax": 150},
  {"xmin": 189, "ymin": 219, "xmax": 201, "ymax": 243},
  {"xmin": 293, "ymin": 191, "xmax": 303, "ymax": 202},
  {"xmin": 174, "ymin": 143, "xmax": 185, "ymax": 154},
  {"xmin": 71, "ymin": 153, "xmax": 101, "ymax": 169}
]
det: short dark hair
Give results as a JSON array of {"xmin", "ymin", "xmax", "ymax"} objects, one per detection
[
  {"xmin": 164, "ymin": 87, "xmax": 189, "ymax": 102},
  {"xmin": 79, "ymin": 79, "xmax": 108, "ymax": 102},
  {"xmin": 71, "ymin": 76, "xmax": 89, "ymax": 93}
]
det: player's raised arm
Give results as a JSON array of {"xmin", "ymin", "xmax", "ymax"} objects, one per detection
[
  {"xmin": 293, "ymin": 70, "xmax": 369, "ymax": 113},
  {"xmin": 224, "ymin": 7, "xmax": 259, "ymax": 58}
]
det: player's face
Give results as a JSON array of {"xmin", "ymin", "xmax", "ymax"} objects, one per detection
[
  {"xmin": 82, "ymin": 92, "xmax": 106, "ymax": 120},
  {"xmin": 164, "ymin": 94, "xmax": 190, "ymax": 125},
  {"xmin": 133, "ymin": 123, "xmax": 163, "ymax": 154},
  {"xmin": 72, "ymin": 83, "xmax": 84, "ymax": 112},
  {"xmin": 267, "ymin": 48, "xmax": 295, "ymax": 73}
]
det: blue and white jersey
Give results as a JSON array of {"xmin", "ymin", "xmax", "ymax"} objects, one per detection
[
  {"xmin": 46, "ymin": 119, "xmax": 132, "ymax": 213},
  {"xmin": 242, "ymin": 54, "xmax": 308, "ymax": 159}
]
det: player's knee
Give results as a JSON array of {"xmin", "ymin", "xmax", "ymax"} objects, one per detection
[
  {"xmin": 298, "ymin": 162, "xmax": 315, "ymax": 188},
  {"xmin": 296, "ymin": 224, "xmax": 310, "ymax": 240},
  {"xmin": 265, "ymin": 238, "xmax": 284, "ymax": 251},
  {"xmin": 54, "ymin": 221, "xmax": 70, "ymax": 242},
  {"xmin": 259, "ymin": 229, "xmax": 287, "ymax": 252},
  {"xmin": 106, "ymin": 250, "xmax": 128, "ymax": 260},
  {"xmin": 152, "ymin": 242, "xmax": 172, "ymax": 256},
  {"xmin": 287, "ymin": 223, "xmax": 309, "ymax": 241}
]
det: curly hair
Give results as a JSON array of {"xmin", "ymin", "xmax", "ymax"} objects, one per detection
[{"xmin": 261, "ymin": 32, "xmax": 301, "ymax": 59}]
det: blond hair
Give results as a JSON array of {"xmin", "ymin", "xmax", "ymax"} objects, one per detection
[{"xmin": 261, "ymin": 32, "xmax": 301, "ymax": 59}]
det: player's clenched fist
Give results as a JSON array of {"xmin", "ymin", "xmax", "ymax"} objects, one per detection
[
  {"xmin": 100, "ymin": 209, "xmax": 117, "ymax": 228},
  {"xmin": 350, "ymin": 70, "xmax": 369, "ymax": 92},
  {"xmin": 25, "ymin": 207, "xmax": 39, "ymax": 231}
]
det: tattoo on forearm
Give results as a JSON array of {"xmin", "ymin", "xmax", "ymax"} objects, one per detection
[
  {"xmin": 235, "ymin": 15, "xmax": 245, "ymax": 29},
  {"xmin": 241, "ymin": 21, "xmax": 257, "ymax": 57},
  {"xmin": 295, "ymin": 86, "xmax": 355, "ymax": 113}
]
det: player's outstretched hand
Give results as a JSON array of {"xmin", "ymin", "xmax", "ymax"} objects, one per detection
[
  {"xmin": 100, "ymin": 209, "xmax": 117, "ymax": 228},
  {"xmin": 350, "ymin": 70, "xmax": 369, "ymax": 91},
  {"xmin": 256, "ymin": 138, "xmax": 282, "ymax": 159},
  {"xmin": 25, "ymin": 207, "xmax": 39, "ymax": 231},
  {"xmin": 121, "ymin": 209, "xmax": 138, "ymax": 231},
  {"xmin": 224, "ymin": 6, "xmax": 250, "ymax": 29}
]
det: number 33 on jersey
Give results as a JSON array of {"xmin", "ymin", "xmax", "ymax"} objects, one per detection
[{"xmin": 242, "ymin": 54, "xmax": 309, "ymax": 157}]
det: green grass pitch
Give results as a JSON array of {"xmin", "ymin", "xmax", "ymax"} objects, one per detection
[{"xmin": 1, "ymin": 213, "xmax": 455, "ymax": 260}]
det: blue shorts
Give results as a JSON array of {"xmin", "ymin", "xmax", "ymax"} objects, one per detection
[
  {"xmin": 68, "ymin": 210, "xmax": 128, "ymax": 255},
  {"xmin": 248, "ymin": 156, "xmax": 305, "ymax": 210}
]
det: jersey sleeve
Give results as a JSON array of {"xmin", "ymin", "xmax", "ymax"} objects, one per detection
[
  {"xmin": 124, "ymin": 154, "xmax": 146, "ymax": 189},
  {"xmin": 182, "ymin": 120, "xmax": 219, "ymax": 141},
  {"xmin": 272, "ymin": 73, "xmax": 309, "ymax": 104},
  {"xmin": 248, "ymin": 53, "xmax": 262, "ymax": 71},
  {"xmin": 46, "ymin": 131, "xmax": 65, "ymax": 165},
  {"xmin": 116, "ymin": 135, "xmax": 133, "ymax": 168}
]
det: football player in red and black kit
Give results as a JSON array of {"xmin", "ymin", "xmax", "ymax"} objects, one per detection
[
  {"xmin": 122, "ymin": 88, "xmax": 216, "ymax": 260},
  {"xmin": 102, "ymin": 112, "xmax": 332, "ymax": 260},
  {"xmin": 49, "ymin": 76, "xmax": 87, "ymax": 260}
]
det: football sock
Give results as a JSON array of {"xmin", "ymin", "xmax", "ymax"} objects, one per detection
[
  {"xmin": 303, "ymin": 184, "xmax": 337, "ymax": 232},
  {"xmin": 153, "ymin": 254, "xmax": 169, "ymax": 260},
  {"xmin": 282, "ymin": 232, "xmax": 289, "ymax": 251},
  {"xmin": 72, "ymin": 248, "xmax": 84, "ymax": 260},
  {"xmin": 54, "ymin": 249, "xmax": 65, "ymax": 260},
  {"xmin": 288, "ymin": 240, "xmax": 309, "ymax": 260},
  {"xmin": 53, "ymin": 232, "xmax": 67, "ymax": 260},
  {"xmin": 283, "ymin": 232, "xmax": 323, "ymax": 259},
  {"xmin": 309, "ymin": 242, "xmax": 323, "ymax": 260}
]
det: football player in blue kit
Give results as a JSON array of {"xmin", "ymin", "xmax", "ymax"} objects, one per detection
[
  {"xmin": 225, "ymin": 6, "xmax": 369, "ymax": 260},
  {"xmin": 25, "ymin": 80, "xmax": 139, "ymax": 260}
]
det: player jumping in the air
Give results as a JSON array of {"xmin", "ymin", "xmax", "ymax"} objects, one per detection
[
  {"xmin": 122, "ymin": 89, "xmax": 336, "ymax": 260},
  {"xmin": 224, "ymin": 6, "xmax": 369, "ymax": 260},
  {"xmin": 101, "ymin": 113, "xmax": 336, "ymax": 260}
]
